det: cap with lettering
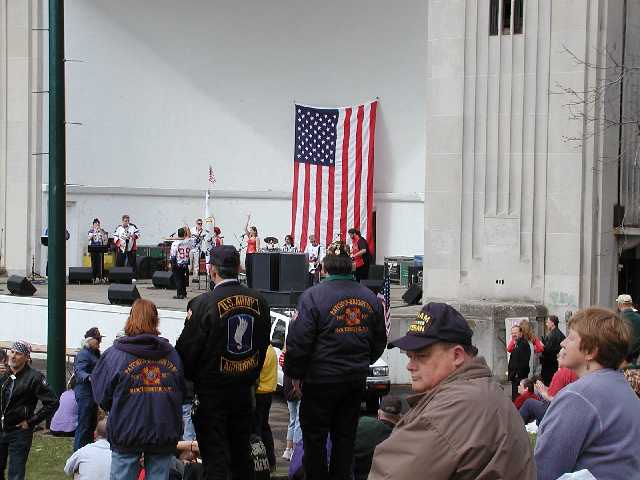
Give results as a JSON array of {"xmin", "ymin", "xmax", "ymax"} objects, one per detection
[
  {"xmin": 616, "ymin": 294, "xmax": 633, "ymax": 304},
  {"xmin": 387, "ymin": 302, "xmax": 473, "ymax": 351},
  {"xmin": 209, "ymin": 245, "xmax": 240, "ymax": 268}
]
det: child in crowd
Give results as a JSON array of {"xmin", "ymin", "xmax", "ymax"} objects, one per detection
[{"xmin": 514, "ymin": 377, "xmax": 541, "ymax": 410}]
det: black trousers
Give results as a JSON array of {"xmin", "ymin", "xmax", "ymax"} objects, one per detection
[
  {"xmin": 193, "ymin": 387, "xmax": 255, "ymax": 480},
  {"xmin": 245, "ymin": 254, "xmax": 254, "ymax": 288},
  {"xmin": 116, "ymin": 250, "xmax": 137, "ymax": 275},
  {"xmin": 90, "ymin": 252, "xmax": 104, "ymax": 279},
  {"xmin": 253, "ymin": 393, "xmax": 275, "ymax": 468},
  {"xmin": 174, "ymin": 265, "xmax": 189, "ymax": 296},
  {"xmin": 354, "ymin": 265, "xmax": 368, "ymax": 282},
  {"xmin": 300, "ymin": 380, "xmax": 364, "ymax": 480},
  {"xmin": 540, "ymin": 360, "xmax": 559, "ymax": 386}
]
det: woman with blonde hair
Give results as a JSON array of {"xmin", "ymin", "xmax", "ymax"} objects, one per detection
[
  {"xmin": 519, "ymin": 319, "xmax": 544, "ymax": 374},
  {"xmin": 535, "ymin": 307, "xmax": 640, "ymax": 480},
  {"xmin": 92, "ymin": 299, "xmax": 185, "ymax": 480}
]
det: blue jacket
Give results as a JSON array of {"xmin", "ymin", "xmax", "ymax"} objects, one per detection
[
  {"xmin": 91, "ymin": 334, "xmax": 185, "ymax": 454},
  {"xmin": 74, "ymin": 346, "xmax": 100, "ymax": 398}
]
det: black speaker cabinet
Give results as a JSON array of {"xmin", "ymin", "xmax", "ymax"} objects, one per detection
[
  {"xmin": 368, "ymin": 264, "xmax": 385, "ymax": 281},
  {"xmin": 108, "ymin": 267, "xmax": 134, "ymax": 284},
  {"xmin": 251, "ymin": 253, "xmax": 280, "ymax": 291},
  {"xmin": 152, "ymin": 271, "xmax": 176, "ymax": 289},
  {"xmin": 408, "ymin": 266, "xmax": 423, "ymax": 287},
  {"xmin": 360, "ymin": 279, "xmax": 383, "ymax": 295},
  {"xmin": 7, "ymin": 275, "xmax": 36, "ymax": 296},
  {"xmin": 108, "ymin": 284, "xmax": 140, "ymax": 305},
  {"xmin": 279, "ymin": 253, "xmax": 307, "ymax": 292},
  {"xmin": 136, "ymin": 256, "xmax": 163, "ymax": 280},
  {"xmin": 68, "ymin": 267, "xmax": 93, "ymax": 284},
  {"xmin": 402, "ymin": 284, "xmax": 423, "ymax": 305},
  {"xmin": 259, "ymin": 289, "xmax": 302, "ymax": 308}
]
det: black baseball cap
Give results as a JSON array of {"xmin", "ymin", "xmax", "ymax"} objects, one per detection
[
  {"xmin": 209, "ymin": 245, "xmax": 240, "ymax": 268},
  {"xmin": 388, "ymin": 302, "xmax": 473, "ymax": 351},
  {"xmin": 85, "ymin": 327, "xmax": 104, "ymax": 340}
]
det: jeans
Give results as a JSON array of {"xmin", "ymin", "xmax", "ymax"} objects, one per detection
[
  {"xmin": 300, "ymin": 380, "xmax": 364, "ymax": 480},
  {"xmin": 253, "ymin": 393, "xmax": 275, "ymax": 468},
  {"xmin": 519, "ymin": 398, "xmax": 550, "ymax": 425},
  {"xmin": 193, "ymin": 387, "xmax": 254, "ymax": 480},
  {"xmin": 182, "ymin": 403, "xmax": 196, "ymax": 441},
  {"xmin": 287, "ymin": 400, "xmax": 302, "ymax": 444},
  {"xmin": 0, "ymin": 429, "xmax": 33, "ymax": 480},
  {"xmin": 111, "ymin": 451, "xmax": 173, "ymax": 480},
  {"xmin": 74, "ymin": 394, "xmax": 98, "ymax": 451}
]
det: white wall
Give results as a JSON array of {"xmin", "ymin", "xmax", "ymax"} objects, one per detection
[{"xmin": 36, "ymin": 0, "xmax": 428, "ymax": 268}]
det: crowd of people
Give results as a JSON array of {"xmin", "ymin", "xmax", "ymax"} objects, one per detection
[{"xmin": 3, "ymin": 238, "xmax": 640, "ymax": 479}]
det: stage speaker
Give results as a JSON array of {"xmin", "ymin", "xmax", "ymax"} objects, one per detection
[
  {"xmin": 109, "ymin": 267, "xmax": 134, "ymax": 284},
  {"xmin": 7, "ymin": 275, "xmax": 36, "ymax": 296},
  {"xmin": 68, "ymin": 267, "xmax": 93, "ymax": 284},
  {"xmin": 108, "ymin": 284, "xmax": 140, "ymax": 305},
  {"xmin": 408, "ymin": 266, "xmax": 423, "ymax": 287},
  {"xmin": 360, "ymin": 279, "xmax": 383, "ymax": 295},
  {"xmin": 152, "ymin": 271, "xmax": 176, "ymax": 289},
  {"xmin": 279, "ymin": 253, "xmax": 307, "ymax": 291},
  {"xmin": 259, "ymin": 289, "xmax": 302, "ymax": 308},
  {"xmin": 402, "ymin": 284, "xmax": 422, "ymax": 305},
  {"xmin": 136, "ymin": 256, "xmax": 163, "ymax": 280},
  {"xmin": 368, "ymin": 264, "xmax": 385, "ymax": 281},
  {"xmin": 252, "ymin": 253, "xmax": 280, "ymax": 291}
]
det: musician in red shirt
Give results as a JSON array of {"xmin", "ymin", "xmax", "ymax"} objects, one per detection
[
  {"xmin": 244, "ymin": 214, "xmax": 261, "ymax": 287},
  {"xmin": 348, "ymin": 228, "xmax": 370, "ymax": 281}
]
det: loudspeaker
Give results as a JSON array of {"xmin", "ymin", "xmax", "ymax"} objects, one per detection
[
  {"xmin": 109, "ymin": 267, "xmax": 134, "ymax": 284},
  {"xmin": 108, "ymin": 284, "xmax": 140, "ymax": 305},
  {"xmin": 136, "ymin": 256, "xmax": 163, "ymax": 280},
  {"xmin": 152, "ymin": 271, "xmax": 176, "ymax": 289},
  {"xmin": 259, "ymin": 289, "xmax": 302, "ymax": 308},
  {"xmin": 408, "ymin": 266, "xmax": 423, "ymax": 287},
  {"xmin": 402, "ymin": 284, "xmax": 422, "ymax": 305},
  {"xmin": 279, "ymin": 253, "xmax": 307, "ymax": 291},
  {"xmin": 252, "ymin": 253, "xmax": 280, "ymax": 291},
  {"xmin": 7, "ymin": 275, "xmax": 36, "ymax": 296},
  {"xmin": 368, "ymin": 264, "xmax": 385, "ymax": 281},
  {"xmin": 68, "ymin": 267, "xmax": 93, "ymax": 284},
  {"xmin": 360, "ymin": 279, "xmax": 383, "ymax": 295}
]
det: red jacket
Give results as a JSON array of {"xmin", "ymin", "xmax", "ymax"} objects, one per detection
[{"xmin": 514, "ymin": 390, "xmax": 541, "ymax": 409}]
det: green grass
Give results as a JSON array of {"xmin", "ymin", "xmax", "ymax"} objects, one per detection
[{"xmin": 26, "ymin": 433, "xmax": 73, "ymax": 480}]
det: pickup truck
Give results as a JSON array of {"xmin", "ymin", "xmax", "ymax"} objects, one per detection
[{"xmin": 270, "ymin": 308, "xmax": 390, "ymax": 412}]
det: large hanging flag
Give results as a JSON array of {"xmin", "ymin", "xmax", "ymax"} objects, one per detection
[{"xmin": 291, "ymin": 100, "xmax": 378, "ymax": 252}]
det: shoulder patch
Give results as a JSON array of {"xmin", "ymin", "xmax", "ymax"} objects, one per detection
[{"xmin": 227, "ymin": 313, "xmax": 254, "ymax": 355}]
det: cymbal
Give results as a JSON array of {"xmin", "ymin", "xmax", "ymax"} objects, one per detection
[{"xmin": 264, "ymin": 237, "xmax": 279, "ymax": 244}]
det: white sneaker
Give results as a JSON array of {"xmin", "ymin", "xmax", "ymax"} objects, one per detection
[{"xmin": 282, "ymin": 448, "xmax": 293, "ymax": 461}]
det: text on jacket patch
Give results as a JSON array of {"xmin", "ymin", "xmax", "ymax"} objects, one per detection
[{"xmin": 217, "ymin": 295, "xmax": 261, "ymax": 317}]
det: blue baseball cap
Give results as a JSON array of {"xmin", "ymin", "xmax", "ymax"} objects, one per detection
[
  {"xmin": 209, "ymin": 245, "xmax": 240, "ymax": 268},
  {"xmin": 388, "ymin": 302, "xmax": 473, "ymax": 351}
]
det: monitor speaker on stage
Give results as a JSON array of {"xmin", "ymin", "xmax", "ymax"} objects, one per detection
[
  {"xmin": 109, "ymin": 267, "xmax": 134, "ymax": 284},
  {"xmin": 136, "ymin": 256, "xmax": 162, "ymax": 280},
  {"xmin": 152, "ymin": 271, "xmax": 176, "ymax": 289},
  {"xmin": 360, "ymin": 279, "xmax": 383, "ymax": 296},
  {"xmin": 108, "ymin": 284, "xmax": 140, "ymax": 305},
  {"xmin": 259, "ymin": 289, "xmax": 303, "ymax": 308},
  {"xmin": 7, "ymin": 275, "xmax": 36, "ymax": 296},
  {"xmin": 251, "ymin": 253, "xmax": 280, "ymax": 291},
  {"xmin": 68, "ymin": 267, "xmax": 93, "ymax": 284},
  {"xmin": 368, "ymin": 264, "xmax": 385, "ymax": 281},
  {"xmin": 402, "ymin": 284, "xmax": 422, "ymax": 305},
  {"xmin": 278, "ymin": 253, "xmax": 307, "ymax": 292}
]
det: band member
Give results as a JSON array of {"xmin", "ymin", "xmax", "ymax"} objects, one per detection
[
  {"xmin": 114, "ymin": 215, "xmax": 140, "ymax": 275},
  {"xmin": 244, "ymin": 214, "xmax": 260, "ymax": 288},
  {"xmin": 282, "ymin": 235, "xmax": 297, "ymax": 253},
  {"xmin": 348, "ymin": 228, "xmax": 370, "ymax": 282},
  {"xmin": 170, "ymin": 227, "xmax": 191, "ymax": 299},
  {"xmin": 304, "ymin": 234, "xmax": 324, "ymax": 286},
  {"xmin": 189, "ymin": 219, "xmax": 206, "ymax": 276},
  {"xmin": 87, "ymin": 218, "xmax": 107, "ymax": 282}
]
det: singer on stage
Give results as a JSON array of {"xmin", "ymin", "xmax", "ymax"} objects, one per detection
[
  {"xmin": 87, "ymin": 218, "xmax": 108, "ymax": 282},
  {"xmin": 114, "ymin": 214, "xmax": 140, "ymax": 275}
]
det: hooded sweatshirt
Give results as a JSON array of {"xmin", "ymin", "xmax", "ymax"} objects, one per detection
[{"xmin": 91, "ymin": 334, "xmax": 185, "ymax": 454}]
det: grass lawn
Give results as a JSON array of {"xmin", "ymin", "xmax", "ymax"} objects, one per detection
[{"xmin": 26, "ymin": 432, "xmax": 73, "ymax": 480}]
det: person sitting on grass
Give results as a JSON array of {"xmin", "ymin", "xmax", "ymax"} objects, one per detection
[
  {"xmin": 64, "ymin": 419, "xmax": 111, "ymax": 480},
  {"xmin": 49, "ymin": 376, "xmax": 78, "ymax": 437},
  {"xmin": 513, "ymin": 377, "xmax": 541, "ymax": 410}
]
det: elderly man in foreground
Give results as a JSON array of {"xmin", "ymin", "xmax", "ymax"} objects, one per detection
[{"xmin": 368, "ymin": 302, "xmax": 536, "ymax": 480}]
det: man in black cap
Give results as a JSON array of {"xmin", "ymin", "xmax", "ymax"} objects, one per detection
[
  {"xmin": 368, "ymin": 303, "xmax": 536, "ymax": 480},
  {"xmin": 73, "ymin": 327, "xmax": 103, "ymax": 451},
  {"xmin": 176, "ymin": 245, "xmax": 271, "ymax": 480},
  {"xmin": 0, "ymin": 340, "xmax": 58, "ymax": 480}
]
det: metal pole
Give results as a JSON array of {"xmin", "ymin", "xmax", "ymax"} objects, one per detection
[{"xmin": 47, "ymin": 0, "xmax": 66, "ymax": 396}]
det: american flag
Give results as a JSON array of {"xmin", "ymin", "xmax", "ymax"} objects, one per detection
[
  {"xmin": 291, "ymin": 100, "xmax": 378, "ymax": 252},
  {"xmin": 377, "ymin": 268, "xmax": 391, "ymax": 336}
]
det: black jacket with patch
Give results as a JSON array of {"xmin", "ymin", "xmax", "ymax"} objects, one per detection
[
  {"xmin": 0, "ymin": 364, "xmax": 59, "ymax": 432},
  {"xmin": 176, "ymin": 280, "xmax": 271, "ymax": 393},
  {"xmin": 284, "ymin": 277, "xmax": 387, "ymax": 383}
]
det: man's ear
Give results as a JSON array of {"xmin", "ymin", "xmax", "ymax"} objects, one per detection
[{"xmin": 452, "ymin": 345, "xmax": 466, "ymax": 368}]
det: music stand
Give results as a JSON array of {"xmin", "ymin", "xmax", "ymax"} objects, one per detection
[{"xmin": 88, "ymin": 244, "xmax": 110, "ymax": 281}]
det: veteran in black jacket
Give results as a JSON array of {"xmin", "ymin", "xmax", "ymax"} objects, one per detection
[
  {"xmin": 0, "ymin": 341, "xmax": 58, "ymax": 480},
  {"xmin": 284, "ymin": 241, "xmax": 387, "ymax": 480},
  {"xmin": 176, "ymin": 245, "xmax": 271, "ymax": 480}
]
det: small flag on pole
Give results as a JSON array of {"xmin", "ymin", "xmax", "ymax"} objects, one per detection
[{"xmin": 377, "ymin": 268, "xmax": 391, "ymax": 336}]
